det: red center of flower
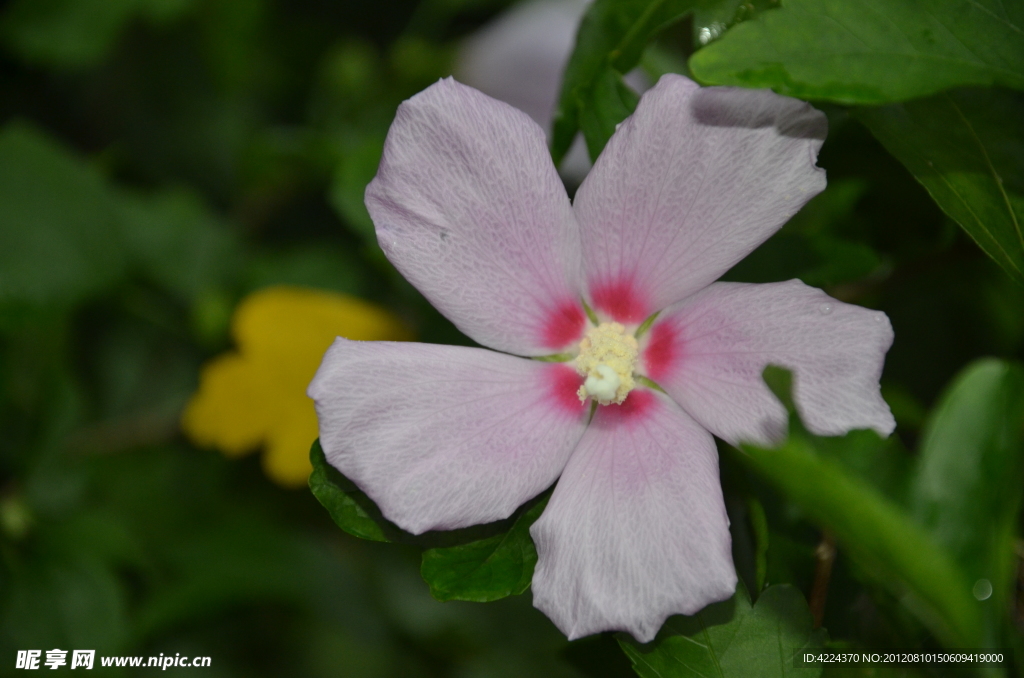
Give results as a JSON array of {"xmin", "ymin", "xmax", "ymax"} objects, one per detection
[
  {"xmin": 589, "ymin": 276, "xmax": 649, "ymax": 324},
  {"xmin": 642, "ymin": 320, "xmax": 681, "ymax": 381},
  {"xmin": 592, "ymin": 388, "xmax": 656, "ymax": 428},
  {"xmin": 542, "ymin": 364, "xmax": 587, "ymax": 416},
  {"xmin": 540, "ymin": 299, "xmax": 586, "ymax": 350}
]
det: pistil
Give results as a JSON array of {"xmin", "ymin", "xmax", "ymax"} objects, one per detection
[{"xmin": 574, "ymin": 322, "xmax": 639, "ymax": 405}]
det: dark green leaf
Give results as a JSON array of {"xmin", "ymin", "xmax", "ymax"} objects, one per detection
[
  {"xmin": 0, "ymin": 0, "xmax": 136, "ymax": 68},
  {"xmin": 0, "ymin": 0, "xmax": 195, "ymax": 69},
  {"xmin": 135, "ymin": 512, "xmax": 349, "ymax": 641},
  {"xmin": 692, "ymin": 0, "xmax": 744, "ymax": 46},
  {"xmin": 747, "ymin": 496, "xmax": 770, "ymax": 594},
  {"xmin": 762, "ymin": 363, "xmax": 796, "ymax": 411},
  {"xmin": 308, "ymin": 438, "xmax": 392, "ymax": 542},
  {"xmin": 742, "ymin": 368, "xmax": 984, "ymax": 647},
  {"xmin": 722, "ymin": 233, "xmax": 881, "ymax": 288},
  {"xmin": 689, "ymin": 0, "xmax": 1024, "ymax": 104},
  {"xmin": 421, "ymin": 495, "xmax": 547, "ymax": 602},
  {"xmin": 0, "ymin": 560, "xmax": 129, "ymax": 654},
  {"xmin": 692, "ymin": 0, "xmax": 778, "ymax": 48},
  {"xmin": 328, "ymin": 133, "xmax": 384, "ymax": 245},
  {"xmin": 909, "ymin": 359, "xmax": 1024, "ymax": 638},
  {"xmin": 578, "ymin": 67, "xmax": 641, "ymax": 161},
  {"xmin": 553, "ymin": 0, "xmax": 702, "ymax": 163},
  {"xmin": 0, "ymin": 122, "xmax": 126, "ymax": 306},
  {"xmin": 619, "ymin": 582, "xmax": 826, "ymax": 677},
  {"xmin": 724, "ymin": 178, "xmax": 883, "ymax": 287},
  {"xmin": 116, "ymin": 188, "xmax": 238, "ymax": 303},
  {"xmin": 857, "ymin": 89, "xmax": 1024, "ymax": 286},
  {"xmin": 243, "ymin": 245, "xmax": 364, "ymax": 296}
]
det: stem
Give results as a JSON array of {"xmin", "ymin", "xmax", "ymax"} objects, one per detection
[
  {"xmin": 809, "ymin": 531, "xmax": 837, "ymax": 629},
  {"xmin": 1015, "ymin": 540, "xmax": 1024, "ymax": 630}
]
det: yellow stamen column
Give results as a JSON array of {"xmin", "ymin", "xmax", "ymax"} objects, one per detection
[{"xmin": 574, "ymin": 322, "xmax": 639, "ymax": 405}]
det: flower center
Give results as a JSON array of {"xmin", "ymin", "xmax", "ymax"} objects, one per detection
[{"xmin": 574, "ymin": 322, "xmax": 638, "ymax": 405}]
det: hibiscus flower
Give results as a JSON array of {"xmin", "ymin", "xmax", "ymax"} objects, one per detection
[{"xmin": 309, "ymin": 74, "xmax": 894, "ymax": 641}]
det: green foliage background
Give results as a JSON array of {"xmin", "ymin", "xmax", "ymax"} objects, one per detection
[{"xmin": 0, "ymin": 0, "xmax": 1022, "ymax": 676}]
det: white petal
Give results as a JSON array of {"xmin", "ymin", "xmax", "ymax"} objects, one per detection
[
  {"xmin": 573, "ymin": 74, "xmax": 827, "ymax": 323},
  {"xmin": 309, "ymin": 339, "xmax": 588, "ymax": 534},
  {"xmin": 366, "ymin": 78, "xmax": 587, "ymax": 355},
  {"xmin": 646, "ymin": 280, "xmax": 895, "ymax": 445},
  {"xmin": 530, "ymin": 390, "xmax": 736, "ymax": 642}
]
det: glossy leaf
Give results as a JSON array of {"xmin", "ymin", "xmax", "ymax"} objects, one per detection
[
  {"xmin": 552, "ymin": 0, "xmax": 701, "ymax": 164},
  {"xmin": 909, "ymin": 359, "xmax": 1024, "ymax": 638},
  {"xmin": 741, "ymin": 367, "xmax": 984, "ymax": 647},
  {"xmin": 421, "ymin": 495, "xmax": 547, "ymax": 603},
  {"xmin": 308, "ymin": 438, "xmax": 391, "ymax": 543},
  {"xmin": 857, "ymin": 89, "xmax": 1024, "ymax": 286},
  {"xmin": 0, "ymin": 122, "xmax": 125, "ymax": 306},
  {"xmin": 619, "ymin": 582, "xmax": 826, "ymax": 677},
  {"xmin": 689, "ymin": 0, "xmax": 1024, "ymax": 104},
  {"xmin": 577, "ymin": 66, "xmax": 640, "ymax": 162}
]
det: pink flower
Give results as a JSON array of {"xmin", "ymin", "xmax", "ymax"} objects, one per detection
[{"xmin": 309, "ymin": 74, "xmax": 895, "ymax": 642}]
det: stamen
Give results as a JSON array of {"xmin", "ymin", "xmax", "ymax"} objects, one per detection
[{"xmin": 575, "ymin": 322, "xmax": 639, "ymax": 405}]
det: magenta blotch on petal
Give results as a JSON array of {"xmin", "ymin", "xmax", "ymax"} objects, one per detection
[
  {"xmin": 530, "ymin": 390, "xmax": 736, "ymax": 642},
  {"xmin": 589, "ymin": 276, "xmax": 651, "ymax": 325}
]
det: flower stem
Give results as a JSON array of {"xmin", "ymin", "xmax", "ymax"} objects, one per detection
[{"xmin": 809, "ymin": 531, "xmax": 836, "ymax": 629}]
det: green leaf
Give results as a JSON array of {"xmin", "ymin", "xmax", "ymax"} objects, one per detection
[
  {"xmin": 309, "ymin": 438, "xmax": 392, "ymax": 543},
  {"xmin": 692, "ymin": 0, "xmax": 777, "ymax": 48},
  {"xmin": 742, "ymin": 368, "xmax": 985, "ymax": 647},
  {"xmin": 328, "ymin": 132, "xmax": 384, "ymax": 245},
  {"xmin": 421, "ymin": 495, "xmax": 547, "ymax": 602},
  {"xmin": 0, "ymin": 0, "xmax": 195, "ymax": 69},
  {"xmin": 619, "ymin": 582, "xmax": 826, "ymax": 677},
  {"xmin": 909, "ymin": 359, "xmax": 1024, "ymax": 639},
  {"xmin": 578, "ymin": 67, "xmax": 641, "ymax": 162},
  {"xmin": 0, "ymin": 560, "xmax": 129, "ymax": 654},
  {"xmin": 689, "ymin": 0, "xmax": 1024, "ymax": 104},
  {"xmin": 747, "ymin": 496, "xmax": 770, "ymax": 594},
  {"xmin": 1, "ymin": 0, "xmax": 136, "ymax": 68},
  {"xmin": 857, "ymin": 89, "xmax": 1024, "ymax": 286},
  {"xmin": 243, "ymin": 245, "xmax": 364, "ymax": 297},
  {"xmin": 0, "ymin": 122, "xmax": 126, "ymax": 306},
  {"xmin": 552, "ymin": 0, "xmax": 702, "ymax": 164},
  {"xmin": 722, "ymin": 233, "xmax": 881, "ymax": 288},
  {"xmin": 116, "ymin": 188, "xmax": 238, "ymax": 303}
]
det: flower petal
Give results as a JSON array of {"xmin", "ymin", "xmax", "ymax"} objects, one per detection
[
  {"xmin": 366, "ymin": 78, "xmax": 586, "ymax": 355},
  {"xmin": 647, "ymin": 280, "xmax": 895, "ymax": 446},
  {"xmin": 573, "ymin": 74, "xmax": 827, "ymax": 322},
  {"xmin": 456, "ymin": 0, "xmax": 588, "ymax": 133},
  {"xmin": 308, "ymin": 340, "xmax": 589, "ymax": 534},
  {"xmin": 530, "ymin": 390, "xmax": 736, "ymax": 642}
]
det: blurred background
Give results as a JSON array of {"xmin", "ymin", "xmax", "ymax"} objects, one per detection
[{"xmin": 0, "ymin": 0, "xmax": 1021, "ymax": 676}]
